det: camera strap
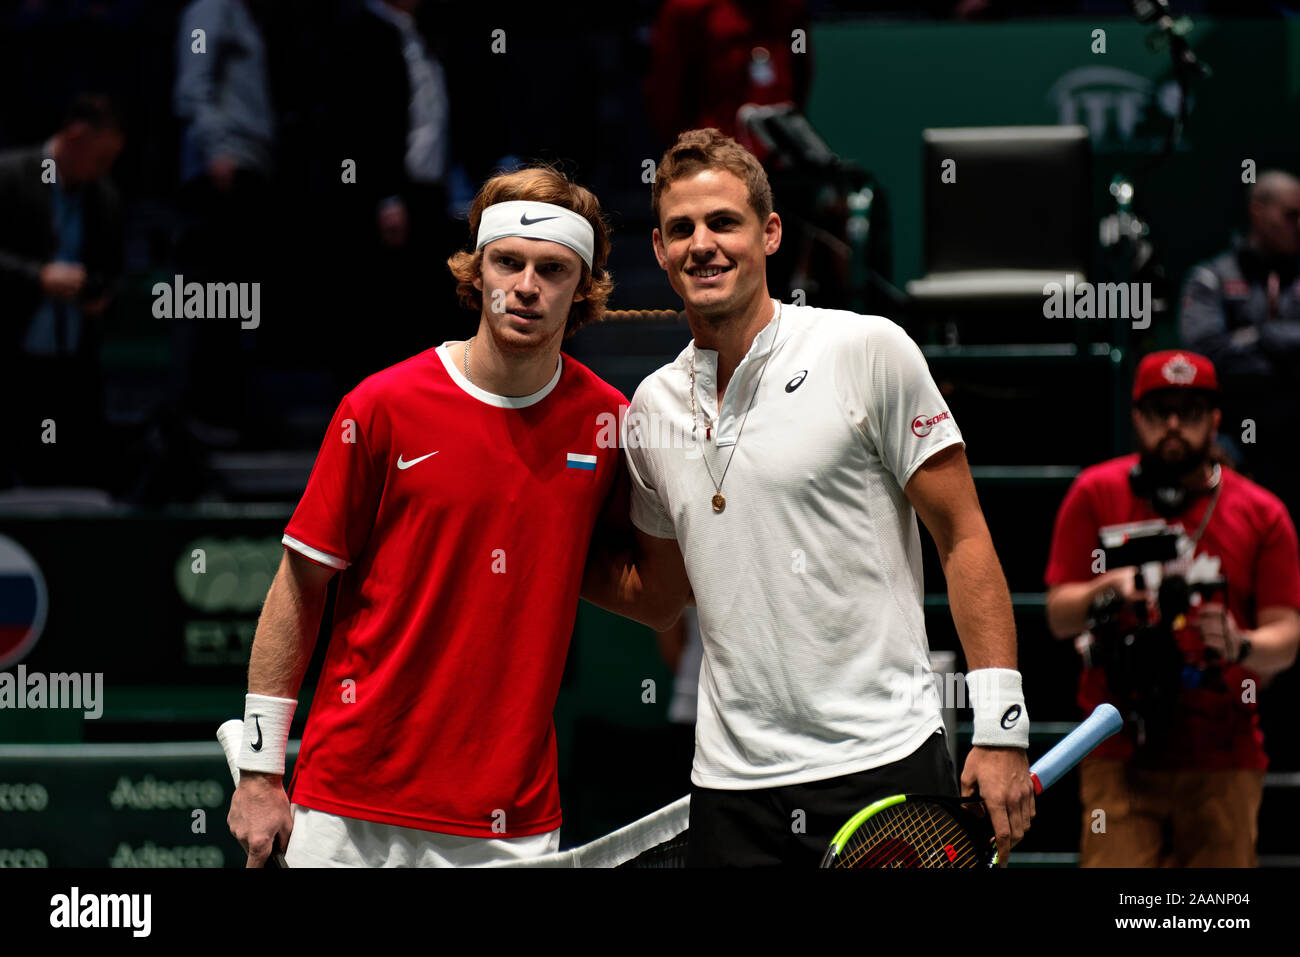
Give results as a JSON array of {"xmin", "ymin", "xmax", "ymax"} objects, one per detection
[{"xmin": 1182, "ymin": 464, "xmax": 1223, "ymax": 553}]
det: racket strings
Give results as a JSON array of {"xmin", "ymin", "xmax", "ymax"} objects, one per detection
[
  {"xmin": 859, "ymin": 805, "xmax": 971, "ymax": 868},
  {"xmin": 837, "ymin": 801, "xmax": 981, "ymax": 869},
  {"xmin": 886, "ymin": 806, "xmax": 980, "ymax": 868},
  {"xmin": 845, "ymin": 805, "xmax": 970, "ymax": 868}
]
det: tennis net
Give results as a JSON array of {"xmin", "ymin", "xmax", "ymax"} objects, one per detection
[{"xmin": 491, "ymin": 795, "xmax": 689, "ymax": 867}]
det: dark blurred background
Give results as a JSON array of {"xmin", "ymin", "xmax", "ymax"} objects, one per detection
[{"xmin": 1, "ymin": 0, "xmax": 1300, "ymax": 866}]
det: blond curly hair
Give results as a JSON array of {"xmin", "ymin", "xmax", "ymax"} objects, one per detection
[{"xmin": 446, "ymin": 165, "xmax": 614, "ymax": 337}]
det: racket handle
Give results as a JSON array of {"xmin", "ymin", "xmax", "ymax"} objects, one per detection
[{"xmin": 1028, "ymin": 704, "xmax": 1123, "ymax": 794}]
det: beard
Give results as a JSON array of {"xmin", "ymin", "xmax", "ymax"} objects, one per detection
[{"xmin": 1139, "ymin": 433, "xmax": 1211, "ymax": 487}]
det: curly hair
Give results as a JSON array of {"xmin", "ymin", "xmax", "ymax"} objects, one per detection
[
  {"xmin": 446, "ymin": 165, "xmax": 614, "ymax": 338},
  {"xmin": 651, "ymin": 128, "xmax": 773, "ymax": 228}
]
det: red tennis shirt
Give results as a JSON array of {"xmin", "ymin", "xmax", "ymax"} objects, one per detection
[
  {"xmin": 1044, "ymin": 453, "xmax": 1300, "ymax": 769},
  {"xmin": 282, "ymin": 344, "xmax": 625, "ymax": 836}
]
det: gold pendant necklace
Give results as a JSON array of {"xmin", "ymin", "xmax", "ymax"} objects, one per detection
[{"xmin": 689, "ymin": 301, "xmax": 782, "ymax": 514}]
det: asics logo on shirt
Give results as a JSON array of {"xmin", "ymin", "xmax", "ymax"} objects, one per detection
[
  {"xmin": 785, "ymin": 370, "xmax": 808, "ymax": 392},
  {"xmin": 397, "ymin": 452, "xmax": 439, "ymax": 470}
]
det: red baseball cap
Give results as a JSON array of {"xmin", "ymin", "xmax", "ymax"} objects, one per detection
[{"xmin": 1132, "ymin": 350, "xmax": 1219, "ymax": 404}]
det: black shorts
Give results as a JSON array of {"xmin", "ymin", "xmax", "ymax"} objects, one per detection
[{"xmin": 687, "ymin": 730, "xmax": 957, "ymax": 867}]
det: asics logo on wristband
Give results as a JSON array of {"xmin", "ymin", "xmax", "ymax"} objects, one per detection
[
  {"xmin": 1001, "ymin": 705, "xmax": 1022, "ymax": 730},
  {"xmin": 251, "ymin": 715, "xmax": 264, "ymax": 752}
]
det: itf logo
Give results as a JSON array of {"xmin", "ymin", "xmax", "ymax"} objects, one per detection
[
  {"xmin": 1047, "ymin": 67, "xmax": 1188, "ymax": 153},
  {"xmin": 0, "ymin": 535, "xmax": 48, "ymax": 669}
]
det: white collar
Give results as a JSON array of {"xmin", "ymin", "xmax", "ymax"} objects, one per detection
[
  {"xmin": 436, "ymin": 341, "xmax": 563, "ymax": 409},
  {"xmin": 688, "ymin": 299, "xmax": 784, "ymax": 370}
]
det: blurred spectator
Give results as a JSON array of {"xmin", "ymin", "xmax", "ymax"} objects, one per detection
[
  {"xmin": 328, "ymin": 0, "xmax": 466, "ymax": 393},
  {"xmin": 644, "ymin": 0, "xmax": 812, "ymax": 148},
  {"xmin": 350, "ymin": 0, "xmax": 451, "ymax": 251},
  {"xmin": 1044, "ymin": 350, "xmax": 1300, "ymax": 866},
  {"xmin": 1180, "ymin": 170, "xmax": 1300, "ymax": 519},
  {"xmin": 172, "ymin": 0, "xmax": 275, "ymax": 443},
  {"xmin": 174, "ymin": 0, "xmax": 274, "ymax": 195},
  {"xmin": 0, "ymin": 93, "xmax": 124, "ymax": 489}
]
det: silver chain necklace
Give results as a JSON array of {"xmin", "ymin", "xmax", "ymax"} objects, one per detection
[
  {"xmin": 689, "ymin": 300, "xmax": 782, "ymax": 513},
  {"xmin": 463, "ymin": 335, "xmax": 562, "ymax": 392}
]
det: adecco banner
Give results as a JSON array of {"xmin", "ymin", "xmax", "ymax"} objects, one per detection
[{"xmin": 0, "ymin": 743, "xmax": 297, "ymax": 868}]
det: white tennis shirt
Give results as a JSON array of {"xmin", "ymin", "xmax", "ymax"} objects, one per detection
[{"xmin": 626, "ymin": 303, "xmax": 964, "ymax": 789}]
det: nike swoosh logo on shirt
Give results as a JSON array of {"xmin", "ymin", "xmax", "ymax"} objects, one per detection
[{"xmin": 397, "ymin": 452, "xmax": 439, "ymax": 470}]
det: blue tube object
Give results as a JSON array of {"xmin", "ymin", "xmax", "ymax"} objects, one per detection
[{"xmin": 1029, "ymin": 704, "xmax": 1124, "ymax": 793}]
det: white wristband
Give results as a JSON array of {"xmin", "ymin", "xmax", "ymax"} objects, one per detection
[
  {"xmin": 238, "ymin": 693, "xmax": 297, "ymax": 775},
  {"xmin": 967, "ymin": 668, "xmax": 1029, "ymax": 749}
]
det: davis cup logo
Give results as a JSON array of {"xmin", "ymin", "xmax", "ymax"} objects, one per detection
[
  {"xmin": 0, "ymin": 536, "xmax": 48, "ymax": 669},
  {"xmin": 911, "ymin": 411, "xmax": 951, "ymax": 437}
]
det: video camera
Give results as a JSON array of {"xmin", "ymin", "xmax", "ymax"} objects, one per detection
[{"xmin": 1086, "ymin": 521, "xmax": 1228, "ymax": 752}]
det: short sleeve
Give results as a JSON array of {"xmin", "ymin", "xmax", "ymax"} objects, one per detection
[
  {"xmin": 1254, "ymin": 503, "xmax": 1300, "ymax": 612},
  {"xmin": 623, "ymin": 401, "xmax": 676, "ymax": 540},
  {"xmin": 283, "ymin": 393, "xmax": 384, "ymax": 569},
  {"xmin": 841, "ymin": 318, "xmax": 964, "ymax": 488},
  {"xmin": 1044, "ymin": 476, "xmax": 1101, "ymax": 587}
]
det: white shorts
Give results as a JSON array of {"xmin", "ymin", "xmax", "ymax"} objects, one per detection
[{"xmin": 284, "ymin": 805, "xmax": 561, "ymax": 867}]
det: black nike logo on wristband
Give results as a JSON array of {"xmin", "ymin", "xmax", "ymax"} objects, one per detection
[{"xmin": 251, "ymin": 715, "xmax": 264, "ymax": 752}]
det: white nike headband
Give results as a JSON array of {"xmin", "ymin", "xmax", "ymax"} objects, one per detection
[{"xmin": 475, "ymin": 200, "xmax": 595, "ymax": 269}]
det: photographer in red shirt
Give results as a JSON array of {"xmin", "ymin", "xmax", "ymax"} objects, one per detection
[{"xmin": 1045, "ymin": 350, "xmax": 1300, "ymax": 866}]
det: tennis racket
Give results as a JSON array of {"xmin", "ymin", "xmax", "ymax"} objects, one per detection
[
  {"xmin": 218, "ymin": 719, "xmax": 289, "ymax": 868},
  {"xmin": 820, "ymin": 703, "xmax": 1123, "ymax": 868}
]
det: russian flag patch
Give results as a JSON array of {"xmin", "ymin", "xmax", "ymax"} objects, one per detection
[{"xmin": 567, "ymin": 452, "xmax": 597, "ymax": 471}]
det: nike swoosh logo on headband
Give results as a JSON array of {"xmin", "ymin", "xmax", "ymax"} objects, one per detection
[{"xmin": 520, "ymin": 213, "xmax": 559, "ymax": 225}]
